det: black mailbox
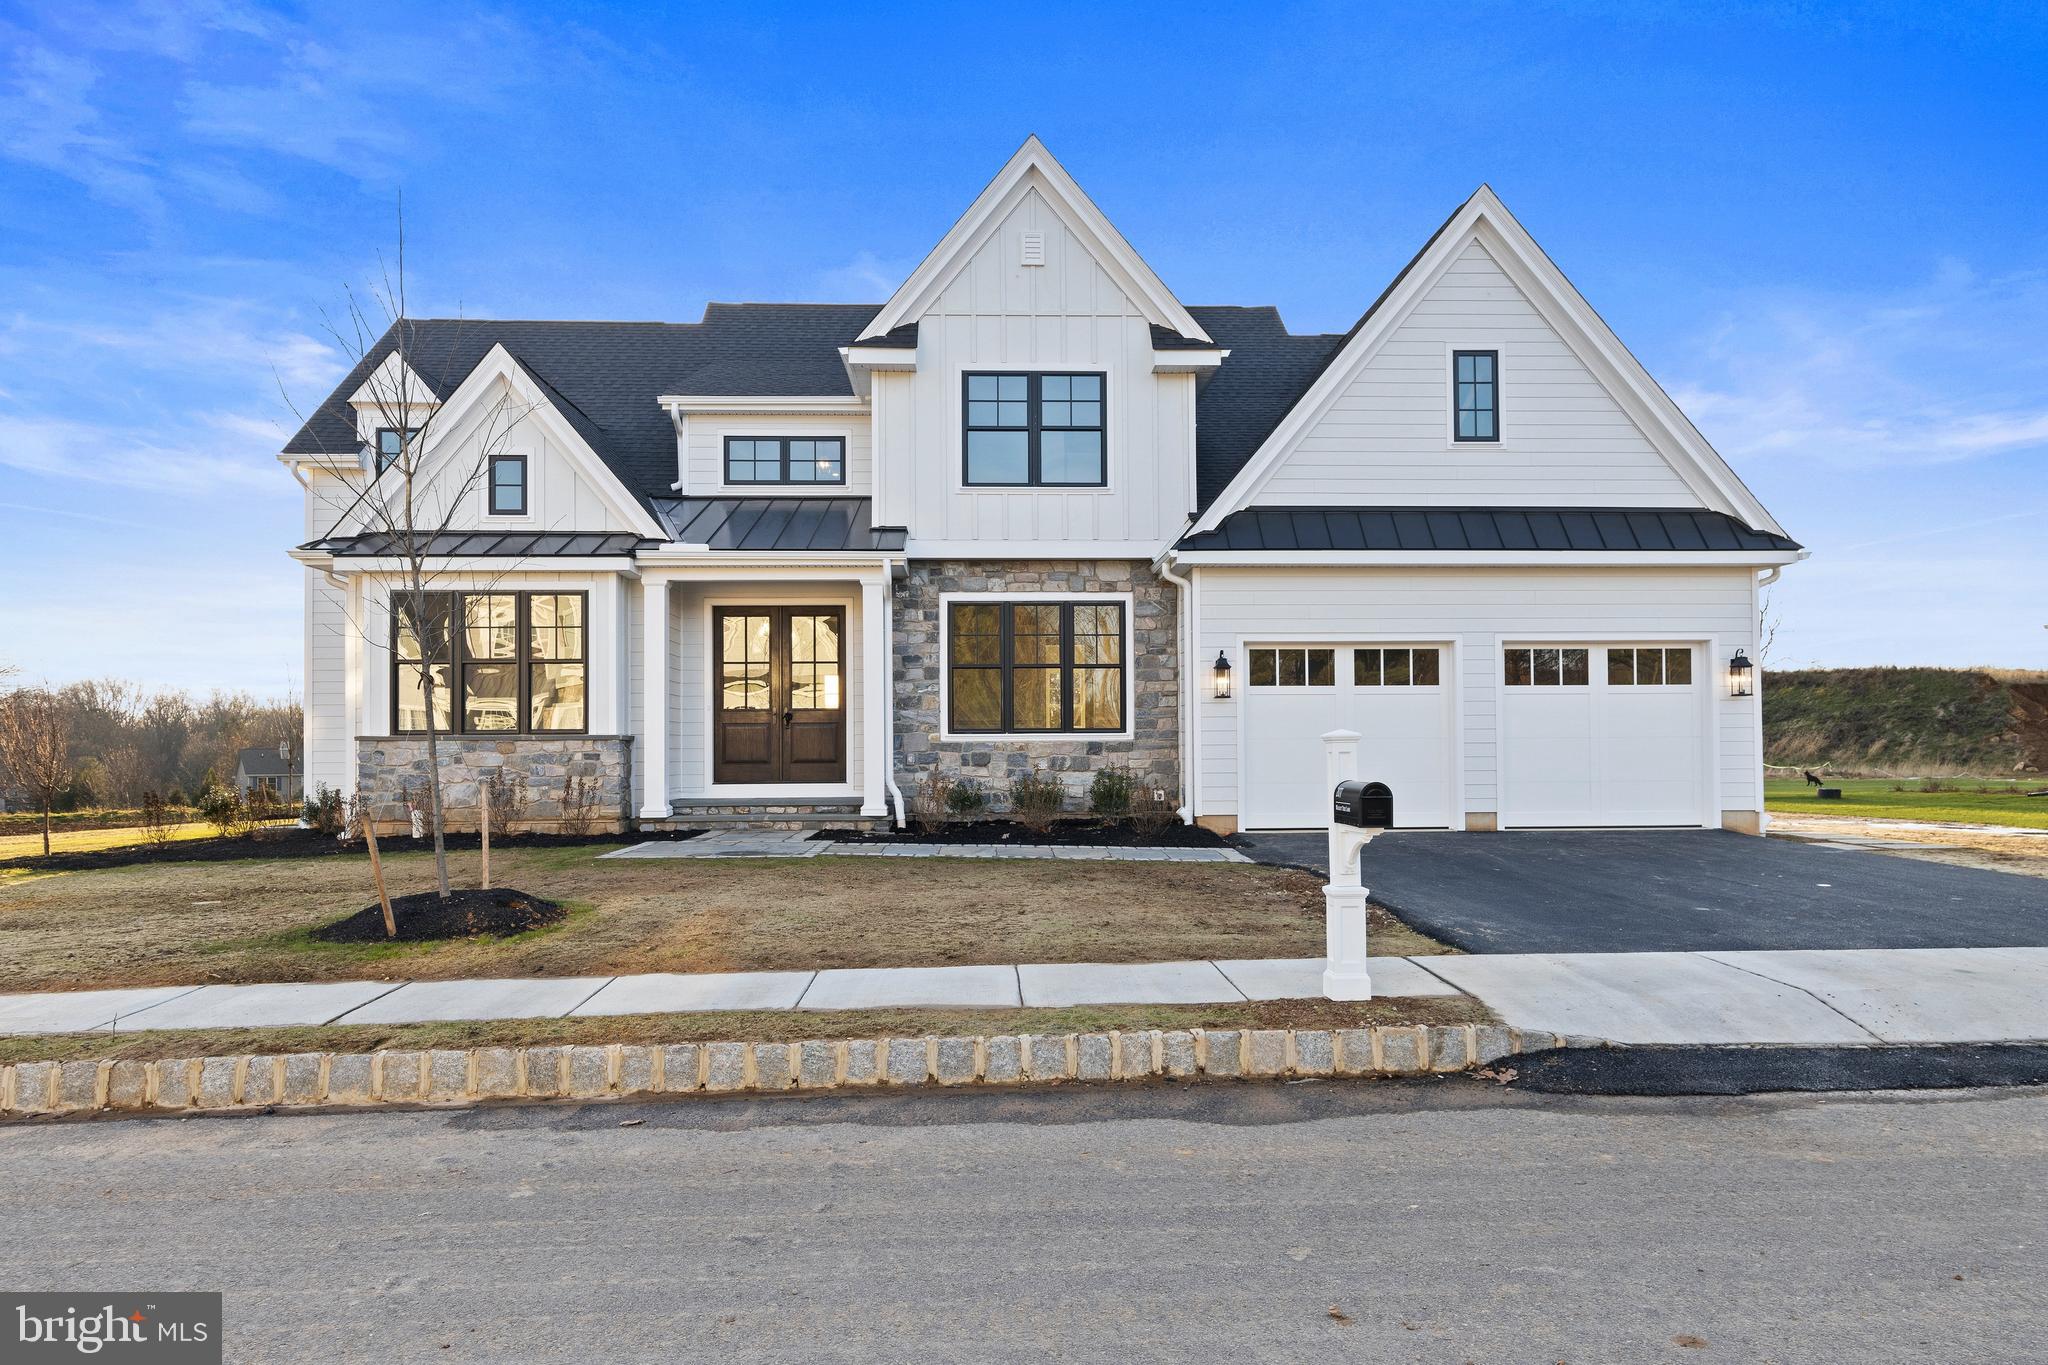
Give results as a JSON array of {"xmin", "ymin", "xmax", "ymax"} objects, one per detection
[{"xmin": 1333, "ymin": 780, "xmax": 1393, "ymax": 829}]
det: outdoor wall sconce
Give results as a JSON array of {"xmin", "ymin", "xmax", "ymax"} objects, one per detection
[
  {"xmin": 1728, "ymin": 649, "xmax": 1755, "ymax": 697},
  {"xmin": 1212, "ymin": 650, "xmax": 1233, "ymax": 700}
]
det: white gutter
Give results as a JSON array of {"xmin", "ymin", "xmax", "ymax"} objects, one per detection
[
  {"xmin": 882, "ymin": 556, "xmax": 907, "ymax": 828},
  {"xmin": 1153, "ymin": 553, "xmax": 1196, "ymax": 825}
]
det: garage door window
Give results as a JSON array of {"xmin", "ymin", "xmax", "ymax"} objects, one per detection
[
  {"xmin": 1355, "ymin": 648, "xmax": 1440, "ymax": 687},
  {"xmin": 1248, "ymin": 647, "xmax": 1335, "ymax": 688},
  {"xmin": 1608, "ymin": 647, "xmax": 1693, "ymax": 686},
  {"xmin": 1504, "ymin": 647, "xmax": 1589, "ymax": 687}
]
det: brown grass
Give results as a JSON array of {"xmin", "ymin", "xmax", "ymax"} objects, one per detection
[
  {"xmin": 0, "ymin": 845, "xmax": 1452, "ymax": 994},
  {"xmin": 0, "ymin": 995, "xmax": 1492, "ymax": 1066}
]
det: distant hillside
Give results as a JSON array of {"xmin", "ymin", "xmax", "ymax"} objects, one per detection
[{"xmin": 1764, "ymin": 667, "xmax": 2048, "ymax": 776}]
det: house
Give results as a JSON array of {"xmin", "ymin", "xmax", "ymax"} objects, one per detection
[
  {"xmin": 233, "ymin": 746, "xmax": 302, "ymax": 805},
  {"xmin": 283, "ymin": 138, "xmax": 1801, "ymax": 835}
]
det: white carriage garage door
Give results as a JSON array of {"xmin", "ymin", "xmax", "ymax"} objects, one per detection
[
  {"xmin": 1240, "ymin": 643, "xmax": 1454, "ymax": 830},
  {"xmin": 1499, "ymin": 643, "xmax": 1708, "ymax": 827}
]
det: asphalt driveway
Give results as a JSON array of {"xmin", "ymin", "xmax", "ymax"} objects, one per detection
[{"xmin": 1229, "ymin": 828, "xmax": 2048, "ymax": 954}]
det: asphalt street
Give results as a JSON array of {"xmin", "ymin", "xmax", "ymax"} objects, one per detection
[{"xmin": 4, "ymin": 1082, "xmax": 2044, "ymax": 1362}]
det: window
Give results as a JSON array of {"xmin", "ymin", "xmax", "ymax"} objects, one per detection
[
  {"xmin": 1247, "ymin": 648, "xmax": 1336, "ymax": 688},
  {"xmin": 723, "ymin": 437, "xmax": 845, "ymax": 485},
  {"xmin": 489, "ymin": 455, "xmax": 527, "ymax": 515},
  {"xmin": 1608, "ymin": 647, "xmax": 1693, "ymax": 687},
  {"xmin": 393, "ymin": 591, "xmax": 586, "ymax": 734},
  {"xmin": 1504, "ymin": 647, "xmax": 1589, "ymax": 687},
  {"xmin": 375, "ymin": 426, "xmax": 418, "ymax": 473},
  {"xmin": 1355, "ymin": 648, "xmax": 1441, "ymax": 686},
  {"xmin": 963, "ymin": 373, "xmax": 1105, "ymax": 486},
  {"xmin": 947, "ymin": 601, "xmax": 1125, "ymax": 733},
  {"xmin": 1453, "ymin": 350, "xmax": 1498, "ymax": 441}
]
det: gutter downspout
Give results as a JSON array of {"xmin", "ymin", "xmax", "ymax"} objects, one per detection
[
  {"xmin": 1155, "ymin": 553, "xmax": 1196, "ymax": 825},
  {"xmin": 882, "ymin": 556, "xmax": 907, "ymax": 828}
]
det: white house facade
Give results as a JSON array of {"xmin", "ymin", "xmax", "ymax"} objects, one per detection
[{"xmin": 283, "ymin": 138, "xmax": 1802, "ymax": 836}]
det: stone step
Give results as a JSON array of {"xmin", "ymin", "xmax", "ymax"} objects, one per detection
[{"xmin": 644, "ymin": 801, "xmax": 887, "ymax": 833}]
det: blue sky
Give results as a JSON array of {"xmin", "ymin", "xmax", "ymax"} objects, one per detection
[{"xmin": 2, "ymin": 0, "xmax": 2044, "ymax": 696}]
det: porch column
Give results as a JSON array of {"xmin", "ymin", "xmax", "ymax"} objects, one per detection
[
  {"xmin": 860, "ymin": 576, "xmax": 888, "ymax": 817},
  {"xmin": 638, "ymin": 576, "xmax": 670, "ymax": 820}
]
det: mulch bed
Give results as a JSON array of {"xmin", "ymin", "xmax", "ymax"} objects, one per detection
[
  {"xmin": 5, "ymin": 828, "xmax": 703, "ymax": 873},
  {"xmin": 310, "ymin": 887, "xmax": 567, "ymax": 943},
  {"xmin": 816, "ymin": 818, "xmax": 1230, "ymax": 848}
]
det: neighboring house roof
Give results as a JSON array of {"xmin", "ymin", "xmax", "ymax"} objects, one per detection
[
  {"xmin": 302, "ymin": 530, "xmax": 659, "ymax": 557},
  {"xmin": 1175, "ymin": 507, "xmax": 1803, "ymax": 555},
  {"xmin": 650, "ymin": 497, "xmax": 907, "ymax": 553},
  {"xmin": 235, "ymin": 746, "xmax": 293, "ymax": 778}
]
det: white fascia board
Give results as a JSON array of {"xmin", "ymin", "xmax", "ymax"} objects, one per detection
[
  {"xmin": 1190, "ymin": 187, "xmax": 1785, "ymax": 539},
  {"xmin": 857, "ymin": 135, "xmax": 1210, "ymax": 345},
  {"xmin": 837, "ymin": 346, "xmax": 919, "ymax": 398},
  {"xmin": 1152, "ymin": 348, "xmax": 1228, "ymax": 374},
  {"xmin": 1167, "ymin": 549, "xmax": 1805, "ymax": 568},
  {"xmin": 657, "ymin": 394, "xmax": 868, "ymax": 414},
  {"xmin": 350, "ymin": 350, "xmax": 440, "ymax": 413},
  {"xmin": 634, "ymin": 553, "xmax": 897, "ymax": 579}
]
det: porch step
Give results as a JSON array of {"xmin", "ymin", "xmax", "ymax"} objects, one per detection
[{"xmin": 643, "ymin": 799, "xmax": 887, "ymax": 833}]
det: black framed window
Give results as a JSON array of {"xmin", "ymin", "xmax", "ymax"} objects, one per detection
[
  {"xmin": 375, "ymin": 426, "xmax": 418, "ymax": 473},
  {"xmin": 723, "ymin": 436, "xmax": 846, "ymax": 485},
  {"xmin": 393, "ymin": 591, "xmax": 587, "ymax": 734},
  {"xmin": 1453, "ymin": 350, "xmax": 1498, "ymax": 441},
  {"xmin": 947, "ymin": 600, "xmax": 1124, "ymax": 733},
  {"xmin": 488, "ymin": 455, "xmax": 527, "ymax": 515},
  {"xmin": 963, "ymin": 372, "xmax": 1105, "ymax": 486}
]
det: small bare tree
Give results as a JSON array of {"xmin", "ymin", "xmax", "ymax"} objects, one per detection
[
  {"xmin": 0, "ymin": 687, "xmax": 72, "ymax": 856},
  {"xmin": 1758, "ymin": 587, "xmax": 1783, "ymax": 670},
  {"xmin": 288, "ymin": 204, "xmax": 539, "ymax": 903}
]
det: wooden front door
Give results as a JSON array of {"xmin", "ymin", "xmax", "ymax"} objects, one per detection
[{"xmin": 713, "ymin": 607, "xmax": 846, "ymax": 785}]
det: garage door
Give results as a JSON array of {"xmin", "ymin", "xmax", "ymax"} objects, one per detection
[
  {"xmin": 1500, "ymin": 644, "xmax": 1707, "ymax": 827},
  {"xmin": 1241, "ymin": 643, "xmax": 1454, "ymax": 830}
]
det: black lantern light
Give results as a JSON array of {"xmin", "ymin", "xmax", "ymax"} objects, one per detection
[
  {"xmin": 1728, "ymin": 649, "xmax": 1755, "ymax": 697},
  {"xmin": 1212, "ymin": 650, "xmax": 1233, "ymax": 700}
]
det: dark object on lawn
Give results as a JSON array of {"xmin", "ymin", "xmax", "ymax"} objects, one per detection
[
  {"xmin": 817, "ymin": 818, "xmax": 1228, "ymax": 849},
  {"xmin": 1817, "ymin": 787, "xmax": 1843, "ymax": 800},
  {"xmin": 2027, "ymin": 789, "xmax": 2048, "ymax": 798},
  {"xmin": 311, "ymin": 887, "xmax": 567, "ymax": 943},
  {"xmin": 1803, "ymin": 769, "xmax": 1826, "ymax": 789}
]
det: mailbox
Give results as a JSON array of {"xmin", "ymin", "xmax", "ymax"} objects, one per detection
[{"xmin": 1332, "ymin": 780, "xmax": 1393, "ymax": 829}]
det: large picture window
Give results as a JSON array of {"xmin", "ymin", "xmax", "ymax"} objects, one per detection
[
  {"xmin": 947, "ymin": 600, "xmax": 1125, "ymax": 733},
  {"xmin": 963, "ymin": 372, "xmax": 1105, "ymax": 486},
  {"xmin": 723, "ymin": 436, "xmax": 845, "ymax": 485},
  {"xmin": 393, "ymin": 591, "xmax": 586, "ymax": 734}
]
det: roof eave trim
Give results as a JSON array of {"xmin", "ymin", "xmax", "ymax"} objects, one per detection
[
  {"xmin": 1152, "ymin": 348, "xmax": 1228, "ymax": 374},
  {"xmin": 658, "ymin": 394, "xmax": 869, "ymax": 413},
  {"xmin": 1166, "ymin": 549, "xmax": 1806, "ymax": 568}
]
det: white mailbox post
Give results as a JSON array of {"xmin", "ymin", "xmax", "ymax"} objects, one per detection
[{"xmin": 1322, "ymin": 728, "xmax": 1383, "ymax": 1000}]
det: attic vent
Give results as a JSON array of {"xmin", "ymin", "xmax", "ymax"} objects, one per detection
[{"xmin": 1020, "ymin": 231, "xmax": 1045, "ymax": 267}]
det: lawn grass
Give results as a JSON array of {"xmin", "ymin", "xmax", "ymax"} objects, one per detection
[
  {"xmin": 1764, "ymin": 778, "xmax": 2048, "ymax": 829},
  {"xmin": 0, "ymin": 821, "xmax": 222, "ymax": 861},
  {"xmin": 0, "ymin": 844, "xmax": 1449, "ymax": 994},
  {"xmin": 0, "ymin": 994, "xmax": 1491, "ymax": 1066}
]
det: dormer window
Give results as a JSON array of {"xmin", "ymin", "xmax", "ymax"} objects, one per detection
[
  {"xmin": 963, "ymin": 373, "xmax": 1105, "ymax": 486},
  {"xmin": 489, "ymin": 454, "xmax": 527, "ymax": 515},
  {"xmin": 375, "ymin": 426, "xmax": 418, "ymax": 473},
  {"xmin": 724, "ymin": 437, "xmax": 846, "ymax": 486},
  {"xmin": 1453, "ymin": 351, "xmax": 1498, "ymax": 441}
]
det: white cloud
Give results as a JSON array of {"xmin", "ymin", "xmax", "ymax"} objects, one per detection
[
  {"xmin": 0, "ymin": 409, "xmax": 284, "ymax": 494},
  {"xmin": 810, "ymin": 251, "xmax": 908, "ymax": 302},
  {"xmin": 1670, "ymin": 264, "xmax": 2048, "ymax": 471},
  {"xmin": 0, "ymin": 45, "xmax": 164, "ymax": 219}
]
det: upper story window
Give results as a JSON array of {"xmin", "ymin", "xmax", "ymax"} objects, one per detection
[
  {"xmin": 375, "ymin": 426, "xmax": 418, "ymax": 473},
  {"xmin": 488, "ymin": 455, "xmax": 527, "ymax": 515},
  {"xmin": 963, "ymin": 373, "xmax": 1105, "ymax": 486},
  {"xmin": 724, "ymin": 437, "xmax": 846, "ymax": 486},
  {"xmin": 393, "ymin": 591, "xmax": 586, "ymax": 735},
  {"xmin": 1453, "ymin": 350, "xmax": 1498, "ymax": 442}
]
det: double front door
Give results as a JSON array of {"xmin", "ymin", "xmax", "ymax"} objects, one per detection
[{"xmin": 713, "ymin": 607, "xmax": 846, "ymax": 785}]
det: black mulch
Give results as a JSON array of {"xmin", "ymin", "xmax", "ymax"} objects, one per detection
[
  {"xmin": 310, "ymin": 887, "xmax": 567, "ymax": 943},
  {"xmin": 4, "ymin": 828, "xmax": 704, "ymax": 873},
  {"xmin": 815, "ymin": 819, "xmax": 1230, "ymax": 848}
]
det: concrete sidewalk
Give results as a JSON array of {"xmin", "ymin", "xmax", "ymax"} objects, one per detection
[{"xmin": 4, "ymin": 947, "xmax": 2043, "ymax": 1045}]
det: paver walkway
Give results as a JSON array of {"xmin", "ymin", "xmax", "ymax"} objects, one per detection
[
  {"xmin": 6, "ymin": 948, "xmax": 2046, "ymax": 1046},
  {"xmin": 601, "ymin": 833, "xmax": 1247, "ymax": 862}
]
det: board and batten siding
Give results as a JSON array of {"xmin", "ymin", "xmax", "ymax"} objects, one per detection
[
  {"xmin": 1246, "ymin": 238, "xmax": 1695, "ymax": 508},
  {"xmin": 685, "ymin": 413, "xmax": 873, "ymax": 497},
  {"xmin": 876, "ymin": 185, "xmax": 1196, "ymax": 554},
  {"xmin": 1192, "ymin": 565, "xmax": 1760, "ymax": 823}
]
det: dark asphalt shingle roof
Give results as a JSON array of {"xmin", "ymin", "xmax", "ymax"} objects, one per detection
[
  {"xmin": 1185, "ymin": 307, "xmax": 1346, "ymax": 512},
  {"xmin": 651, "ymin": 497, "xmax": 907, "ymax": 553},
  {"xmin": 1175, "ymin": 507, "xmax": 1803, "ymax": 554}
]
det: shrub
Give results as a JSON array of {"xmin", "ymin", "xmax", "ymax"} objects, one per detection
[
  {"xmin": 1007, "ymin": 767, "xmax": 1066, "ymax": 832},
  {"xmin": 945, "ymin": 777, "xmax": 988, "ymax": 817},
  {"xmin": 138, "ymin": 790, "xmax": 178, "ymax": 847},
  {"xmin": 1089, "ymin": 766, "xmax": 1135, "ymax": 817},
  {"xmin": 304, "ymin": 784, "xmax": 347, "ymax": 836},
  {"xmin": 558, "ymin": 772, "xmax": 602, "ymax": 836},
  {"xmin": 479, "ymin": 768, "xmax": 528, "ymax": 838},
  {"xmin": 910, "ymin": 768, "xmax": 954, "ymax": 833},
  {"xmin": 1127, "ymin": 782, "xmax": 1180, "ymax": 839},
  {"xmin": 196, "ymin": 786, "xmax": 251, "ymax": 838}
]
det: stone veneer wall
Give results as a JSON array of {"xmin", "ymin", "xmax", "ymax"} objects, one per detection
[
  {"xmin": 892, "ymin": 560, "xmax": 1180, "ymax": 810},
  {"xmin": 354, "ymin": 736, "xmax": 634, "ymax": 833}
]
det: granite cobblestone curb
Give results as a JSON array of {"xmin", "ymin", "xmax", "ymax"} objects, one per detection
[{"xmin": 0, "ymin": 1025, "xmax": 1593, "ymax": 1119}]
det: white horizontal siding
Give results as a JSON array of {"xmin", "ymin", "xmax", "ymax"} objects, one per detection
[
  {"xmin": 303, "ymin": 569, "xmax": 350, "ymax": 795},
  {"xmin": 1250, "ymin": 238, "xmax": 1695, "ymax": 507},
  {"xmin": 1193, "ymin": 565, "xmax": 1760, "ymax": 820},
  {"xmin": 685, "ymin": 413, "xmax": 873, "ymax": 497}
]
